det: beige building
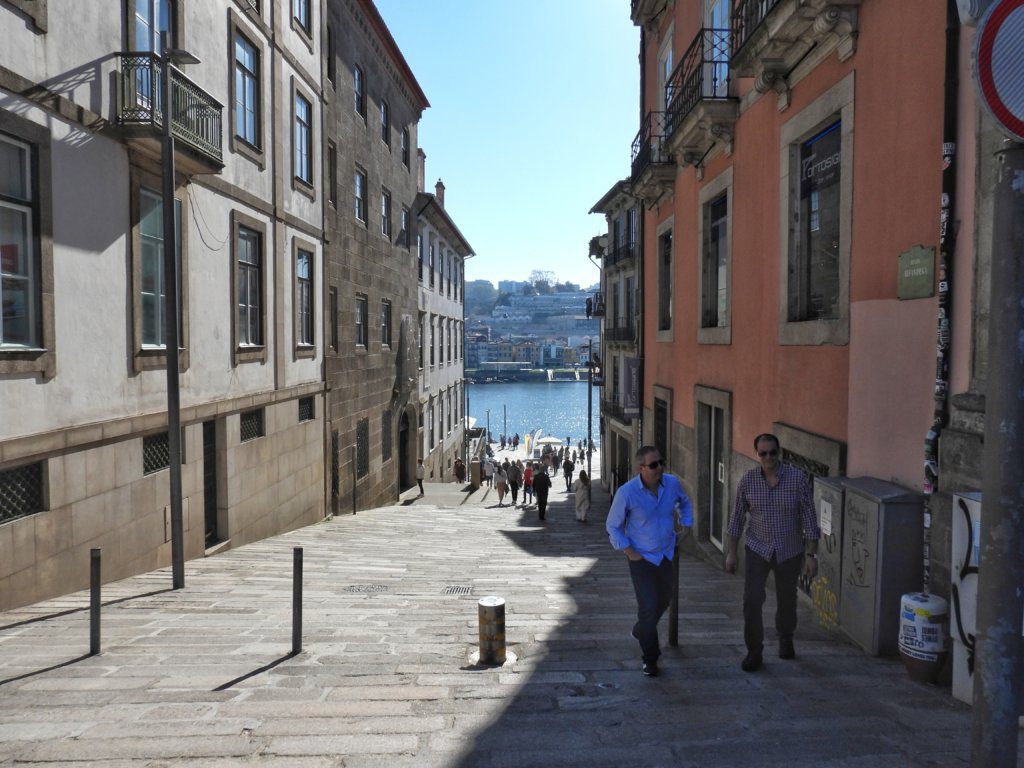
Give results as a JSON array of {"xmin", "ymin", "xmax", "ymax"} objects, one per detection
[{"xmin": 0, "ymin": 0, "xmax": 325, "ymax": 610}]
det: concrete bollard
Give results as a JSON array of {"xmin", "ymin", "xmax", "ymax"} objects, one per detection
[
  {"xmin": 470, "ymin": 457, "xmax": 481, "ymax": 489},
  {"xmin": 478, "ymin": 595, "xmax": 506, "ymax": 665}
]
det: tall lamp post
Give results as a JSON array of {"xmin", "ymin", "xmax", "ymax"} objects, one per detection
[
  {"xmin": 486, "ymin": 408, "xmax": 490, "ymax": 447},
  {"xmin": 587, "ymin": 337, "xmax": 593, "ymax": 480},
  {"xmin": 159, "ymin": 32, "xmax": 200, "ymax": 590}
]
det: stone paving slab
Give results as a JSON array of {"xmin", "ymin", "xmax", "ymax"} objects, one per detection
[{"xmin": 0, "ymin": 472, "xmax": 1014, "ymax": 766}]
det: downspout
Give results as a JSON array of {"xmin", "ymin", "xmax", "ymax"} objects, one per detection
[
  {"xmin": 921, "ymin": 0, "xmax": 960, "ymax": 595},
  {"xmin": 636, "ymin": 25, "xmax": 646, "ymax": 456}
]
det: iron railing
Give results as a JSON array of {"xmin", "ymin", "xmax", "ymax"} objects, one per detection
[
  {"xmin": 605, "ymin": 316, "xmax": 636, "ymax": 343},
  {"xmin": 603, "ymin": 393, "xmax": 633, "ymax": 423},
  {"xmin": 664, "ymin": 28, "xmax": 732, "ymax": 140},
  {"xmin": 118, "ymin": 52, "xmax": 223, "ymax": 165},
  {"xmin": 0, "ymin": 461, "xmax": 44, "ymax": 524},
  {"xmin": 731, "ymin": 0, "xmax": 783, "ymax": 59},
  {"xmin": 605, "ymin": 242, "xmax": 637, "ymax": 270},
  {"xmin": 631, "ymin": 110, "xmax": 672, "ymax": 180}
]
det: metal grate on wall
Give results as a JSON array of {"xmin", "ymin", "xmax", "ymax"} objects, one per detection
[
  {"xmin": 240, "ymin": 408, "xmax": 264, "ymax": 443},
  {"xmin": 298, "ymin": 396, "xmax": 314, "ymax": 423},
  {"xmin": 143, "ymin": 432, "xmax": 170, "ymax": 475},
  {"xmin": 0, "ymin": 462, "xmax": 44, "ymax": 524}
]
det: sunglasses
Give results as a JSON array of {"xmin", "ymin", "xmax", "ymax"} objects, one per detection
[
  {"xmin": 758, "ymin": 449, "xmax": 779, "ymax": 458},
  {"xmin": 644, "ymin": 459, "xmax": 665, "ymax": 469}
]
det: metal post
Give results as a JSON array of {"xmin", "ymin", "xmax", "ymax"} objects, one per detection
[
  {"xmin": 971, "ymin": 143, "xmax": 1024, "ymax": 768},
  {"xmin": 292, "ymin": 547, "xmax": 303, "ymax": 655},
  {"xmin": 160, "ymin": 32, "xmax": 185, "ymax": 590},
  {"xmin": 486, "ymin": 409, "xmax": 490, "ymax": 447},
  {"xmin": 587, "ymin": 338, "xmax": 593, "ymax": 479},
  {"xmin": 503, "ymin": 403, "xmax": 507, "ymax": 445},
  {"xmin": 89, "ymin": 548, "xmax": 101, "ymax": 655},
  {"xmin": 668, "ymin": 550, "xmax": 680, "ymax": 646},
  {"xmin": 478, "ymin": 596, "xmax": 506, "ymax": 665}
]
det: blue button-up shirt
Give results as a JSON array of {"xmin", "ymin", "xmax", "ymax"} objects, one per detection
[{"xmin": 606, "ymin": 473, "xmax": 693, "ymax": 565}]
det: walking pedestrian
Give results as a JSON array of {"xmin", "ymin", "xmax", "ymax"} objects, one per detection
[
  {"xmin": 482, "ymin": 458, "xmax": 494, "ymax": 487},
  {"xmin": 416, "ymin": 459, "xmax": 425, "ymax": 496},
  {"xmin": 562, "ymin": 456, "xmax": 575, "ymax": 491},
  {"xmin": 508, "ymin": 460, "xmax": 522, "ymax": 505},
  {"xmin": 533, "ymin": 462, "xmax": 552, "ymax": 520},
  {"xmin": 573, "ymin": 469, "xmax": 591, "ymax": 522},
  {"xmin": 454, "ymin": 457, "xmax": 466, "ymax": 484},
  {"xmin": 494, "ymin": 464, "xmax": 508, "ymax": 506},
  {"xmin": 606, "ymin": 446, "xmax": 692, "ymax": 677},
  {"xmin": 523, "ymin": 463, "xmax": 534, "ymax": 506},
  {"xmin": 725, "ymin": 433, "xmax": 820, "ymax": 672}
]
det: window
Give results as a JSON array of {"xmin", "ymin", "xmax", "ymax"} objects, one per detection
[
  {"xmin": 382, "ymin": 410, "xmax": 393, "ymax": 461},
  {"xmin": 380, "ymin": 100, "xmax": 390, "ymax": 146},
  {"xmin": 135, "ymin": 0, "xmax": 175, "ymax": 53},
  {"xmin": 657, "ymin": 227, "xmax": 672, "ymax": 332},
  {"xmin": 294, "ymin": 91, "xmax": 312, "ymax": 185},
  {"xmin": 446, "ymin": 319, "xmax": 452, "ymax": 362},
  {"xmin": 356, "ymin": 418, "xmax": 369, "ymax": 478},
  {"xmin": 326, "ymin": 24, "xmax": 335, "ymax": 85},
  {"xmin": 401, "ymin": 207, "xmax": 410, "ymax": 247},
  {"xmin": 702, "ymin": 193, "xmax": 729, "ymax": 329},
  {"xmin": 355, "ymin": 294, "xmax": 367, "ymax": 346},
  {"xmin": 627, "ymin": 206, "xmax": 637, "ymax": 251},
  {"xmin": 0, "ymin": 461, "xmax": 44, "ymax": 524},
  {"xmin": 354, "ymin": 169, "xmax": 367, "ymax": 223},
  {"xmin": 237, "ymin": 225, "xmax": 262, "ymax": 346},
  {"xmin": 439, "ymin": 248, "xmax": 444, "ymax": 290},
  {"xmin": 447, "ymin": 255, "xmax": 452, "ymax": 296},
  {"xmin": 292, "ymin": 0, "xmax": 310, "ymax": 33},
  {"xmin": 381, "ymin": 299, "xmax": 392, "ymax": 347},
  {"xmin": 429, "ymin": 315, "xmax": 435, "ymax": 366},
  {"xmin": 298, "ymin": 396, "xmax": 314, "ymax": 422},
  {"xmin": 234, "ymin": 32, "xmax": 259, "ymax": 148},
  {"xmin": 428, "ymin": 398, "xmax": 435, "ymax": 448},
  {"xmin": 1, "ymin": 135, "xmax": 37, "ymax": 349},
  {"xmin": 401, "ymin": 127, "xmax": 410, "ymax": 168},
  {"xmin": 779, "ymin": 75, "xmax": 853, "ymax": 346},
  {"xmin": 654, "ymin": 396, "xmax": 669, "ymax": 463},
  {"xmin": 418, "ymin": 313, "xmax": 425, "ymax": 368},
  {"xmin": 381, "ymin": 188, "xmax": 392, "ymax": 238},
  {"xmin": 240, "ymin": 408, "xmax": 264, "ymax": 442},
  {"xmin": 296, "ymin": 247, "xmax": 313, "ymax": 347},
  {"xmin": 329, "ymin": 286, "xmax": 338, "ymax": 351},
  {"xmin": 354, "ymin": 64, "xmax": 366, "ymax": 118},
  {"xmin": 790, "ymin": 121, "xmax": 841, "ymax": 322},
  {"xmin": 429, "ymin": 242, "xmax": 435, "ymax": 287},
  {"xmin": 327, "ymin": 141, "xmax": 337, "ymax": 208},
  {"xmin": 418, "ymin": 234, "xmax": 424, "ymax": 281},
  {"xmin": 143, "ymin": 432, "xmax": 170, "ymax": 475},
  {"xmin": 139, "ymin": 187, "xmax": 182, "ymax": 348}
]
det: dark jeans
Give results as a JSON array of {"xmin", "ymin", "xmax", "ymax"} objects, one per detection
[
  {"xmin": 510, "ymin": 481, "xmax": 519, "ymax": 503},
  {"xmin": 743, "ymin": 548, "xmax": 802, "ymax": 655},
  {"xmin": 628, "ymin": 556, "xmax": 675, "ymax": 664},
  {"xmin": 536, "ymin": 489, "xmax": 549, "ymax": 518},
  {"xmin": 417, "ymin": 479, "xmax": 424, "ymax": 494}
]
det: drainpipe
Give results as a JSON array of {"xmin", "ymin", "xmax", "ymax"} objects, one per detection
[{"xmin": 920, "ymin": 0, "xmax": 960, "ymax": 596}]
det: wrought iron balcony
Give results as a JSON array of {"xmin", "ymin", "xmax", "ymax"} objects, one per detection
[
  {"xmin": 602, "ymin": 393, "xmax": 633, "ymax": 424},
  {"xmin": 730, "ymin": 0, "xmax": 860, "ymax": 91},
  {"xmin": 605, "ymin": 316, "xmax": 636, "ymax": 344},
  {"xmin": 631, "ymin": 0, "xmax": 669, "ymax": 27},
  {"xmin": 605, "ymin": 242, "xmax": 636, "ymax": 271},
  {"xmin": 587, "ymin": 292, "xmax": 605, "ymax": 318},
  {"xmin": 118, "ymin": 52, "xmax": 224, "ymax": 172},
  {"xmin": 663, "ymin": 28, "xmax": 738, "ymax": 166},
  {"xmin": 630, "ymin": 111, "xmax": 674, "ymax": 205}
]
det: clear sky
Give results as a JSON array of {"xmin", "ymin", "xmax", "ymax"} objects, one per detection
[{"xmin": 374, "ymin": 0, "xmax": 640, "ymax": 290}]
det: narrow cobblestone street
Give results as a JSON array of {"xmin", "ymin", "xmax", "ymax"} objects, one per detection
[{"xmin": 0, "ymin": 471, "xmax": 1003, "ymax": 767}]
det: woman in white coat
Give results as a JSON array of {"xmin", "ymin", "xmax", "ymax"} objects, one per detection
[{"xmin": 572, "ymin": 470, "xmax": 591, "ymax": 522}]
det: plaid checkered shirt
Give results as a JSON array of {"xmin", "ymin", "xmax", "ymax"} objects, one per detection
[{"xmin": 727, "ymin": 463, "xmax": 820, "ymax": 562}]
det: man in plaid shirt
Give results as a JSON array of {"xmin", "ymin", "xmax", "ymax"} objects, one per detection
[{"xmin": 725, "ymin": 433, "xmax": 820, "ymax": 672}]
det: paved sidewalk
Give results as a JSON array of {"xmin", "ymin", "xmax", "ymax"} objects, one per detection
[{"xmin": 0, "ymin": 473, "xmax": 999, "ymax": 767}]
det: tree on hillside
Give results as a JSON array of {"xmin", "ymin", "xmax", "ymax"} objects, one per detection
[
  {"xmin": 521, "ymin": 282, "xmax": 538, "ymax": 296},
  {"xmin": 529, "ymin": 269, "xmax": 556, "ymax": 286}
]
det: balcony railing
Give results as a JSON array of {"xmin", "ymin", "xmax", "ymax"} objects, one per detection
[
  {"xmin": 118, "ymin": 52, "xmax": 223, "ymax": 166},
  {"xmin": 664, "ymin": 28, "xmax": 732, "ymax": 140},
  {"xmin": 602, "ymin": 393, "xmax": 632, "ymax": 423},
  {"xmin": 631, "ymin": 110, "xmax": 672, "ymax": 181},
  {"xmin": 587, "ymin": 292, "xmax": 605, "ymax": 318},
  {"xmin": 605, "ymin": 316, "xmax": 636, "ymax": 343},
  {"xmin": 731, "ymin": 0, "xmax": 783, "ymax": 59},
  {"xmin": 605, "ymin": 242, "xmax": 636, "ymax": 270}
]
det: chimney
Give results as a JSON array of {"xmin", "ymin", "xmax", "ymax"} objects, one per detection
[
  {"xmin": 435, "ymin": 179, "xmax": 445, "ymax": 208},
  {"xmin": 417, "ymin": 149, "xmax": 426, "ymax": 193}
]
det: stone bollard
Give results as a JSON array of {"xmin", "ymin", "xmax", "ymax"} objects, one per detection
[
  {"xmin": 478, "ymin": 596, "xmax": 506, "ymax": 665},
  {"xmin": 470, "ymin": 457, "xmax": 481, "ymax": 489}
]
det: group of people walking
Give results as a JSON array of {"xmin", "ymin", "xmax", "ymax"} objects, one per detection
[{"xmin": 481, "ymin": 454, "xmax": 591, "ymax": 522}]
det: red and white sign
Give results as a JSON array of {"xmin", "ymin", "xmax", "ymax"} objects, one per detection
[{"xmin": 974, "ymin": 0, "xmax": 1024, "ymax": 142}]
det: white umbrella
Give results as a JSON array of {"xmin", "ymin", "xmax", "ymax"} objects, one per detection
[{"xmin": 536, "ymin": 436, "xmax": 563, "ymax": 446}]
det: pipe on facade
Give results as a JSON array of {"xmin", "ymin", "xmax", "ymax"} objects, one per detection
[{"xmin": 921, "ymin": 0, "xmax": 961, "ymax": 594}]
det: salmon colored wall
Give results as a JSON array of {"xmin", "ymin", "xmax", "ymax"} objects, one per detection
[{"xmin": 641, "ymin": 0, "xmax": 951, "ymax": 474}]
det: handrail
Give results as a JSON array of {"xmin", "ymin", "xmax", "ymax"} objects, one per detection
[
  {"xmin": 664, "ymin": 28, "xmax": 732, "ymax": 139},
  {"xmin": 731, "ymin": 0, "xmax": 783, "ymax": 59},
  {"xmin": 631, "ymin": 110, "xmax": 672, "ymax": 180},
  {"xmin": 118, "ymin": 52, "xmax": 223, "ymax": 165}
]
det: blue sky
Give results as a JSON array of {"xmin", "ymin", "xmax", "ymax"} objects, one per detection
[{"xmin": 374, "ymin": 0, "xmax": 640, "ymax": 290}]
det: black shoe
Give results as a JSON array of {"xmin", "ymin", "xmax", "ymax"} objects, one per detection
[
  {"xmin": 741, "ymin": 653, "xmax": 763, "ymax": 672},
  {"xmin": 642, "ymin": 662, "xmax": 659, "ymax": 677},
  {"xmin": 778, "ymin": 638, "xmax": 796, "ymax": 660}
]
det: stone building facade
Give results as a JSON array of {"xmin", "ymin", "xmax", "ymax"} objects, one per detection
[{"xmin": 0, "ymin": 0, "xmax": 326, "ymax": 610}]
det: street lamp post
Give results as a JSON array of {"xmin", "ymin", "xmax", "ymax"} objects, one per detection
[
  {"xmin": 486, "ymin": 409, "xmax": 490, "ymax": 447},
  {"xmin": 587, "ymin": 337, "xmax": 593, "ymax": 480},
  {"xmin": 159, "ymin": 32, "xmax": 200, "ymax": 590}
]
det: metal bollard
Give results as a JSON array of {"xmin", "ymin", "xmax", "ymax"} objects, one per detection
[
  {"xmin": 292, "ymin": 547, "xmax": 303, "ymax": 655},
  {"xmin": 478, "ymin": 596, "xmax": 506, "ymax": 665},
  {"xmin": 89, "ymin": 548, "xmax": 101, "ymax": 656}
]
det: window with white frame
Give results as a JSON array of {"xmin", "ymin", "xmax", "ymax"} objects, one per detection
[
  {"xmin": 401, "ymin": 207, "xmax": 410, "ymax": 247},
  {"xmin": 294, "ymin": 91, "xmax": 312, "ymax": 185},
  {"xmin": 380, "ymin": 100, "xmax": 390, "ymax": 146},
  {"xmin": 292, "ymin": 0, "xmax": 310, "ymax": 33},
  {"xmin": 237, "ymin": 225, "xmax": 261, "ymax": 346},
  {"xmin": 381, "ymin": 299, "xmax": 392, "ymax": 347},
  {"xmin": 0, "ymin": 135, "xmax": 36, "ymax": 348},
  {"xmin": 657, "ymin": 227, "xmax": 672, "ymax": 333},
  {"xmin": 702, "ymin": 193, "xmax": 729, "ymax": 329},
  {"xmin": 355, "ymin": 293, "xmax": 367, "ymax": 346},
  {"xmin": 354, "ymin": 64, "xmax": 366, "ymax": 117},
  {"xmin": 234, "ymin": 32, "xmax": 260, "ymax": 148},
  {"xmin": 401, "ymin": 127, "xmax": 410, "ymax": 168},
  {"xmin": 381, "ymin": 188, "xmax": 391, "ymax": 238},
  {"xmin": 355, "ymin": 168, "xmax": 367, "ymax": 223},
  {"xmin": 139, "ymin": 187, "xmax": 182, "ymax": 347},
  {"xmin": 296, "ymin": 248, "xmax": 313, "ymax": 346}
]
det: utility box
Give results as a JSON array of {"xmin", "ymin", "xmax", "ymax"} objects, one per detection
[
  {"xmin": 838, "ymin": 477, "xmax": 923, "ymax": 655},
  {"xmin": 811, "ymin": 476, "xmax": 847, "ymax": 631}
]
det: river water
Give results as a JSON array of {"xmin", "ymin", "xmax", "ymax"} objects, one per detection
[{"xmin": 467, "ymin": 381, "xmax": 601, "ymax": 447}]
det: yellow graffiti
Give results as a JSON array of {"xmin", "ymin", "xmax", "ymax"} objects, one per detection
[{"xmin": 812, "ymin": 576, "xmax": 840, "ymax": 631}]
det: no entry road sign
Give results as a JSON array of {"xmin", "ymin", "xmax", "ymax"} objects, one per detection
[{"xmin": 974, "ymin": 0, "xmax": 1024, "ymax": 142}]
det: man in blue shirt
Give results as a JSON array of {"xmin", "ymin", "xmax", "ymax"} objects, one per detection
[{"xmin": 606, "ymin": 445, "xmax": 692, "ymax": 676}]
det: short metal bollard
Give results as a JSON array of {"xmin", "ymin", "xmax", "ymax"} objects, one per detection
[
  {"xmin": 292, "ymin": 547, "xmax": 303, "ymax": 655},
  {"xmin": 478, "ymin": 596, "xmax": 506, "ymax": 665},
  {"xmin": 89, "ymin": 548, "xmax": 101, "ymax": 656}
]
